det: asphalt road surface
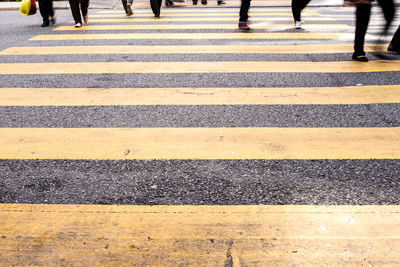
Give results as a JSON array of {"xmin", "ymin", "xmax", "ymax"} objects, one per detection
[{"xmin": 1, "ymin": 4, "xmax": 400, "ymax": 206}]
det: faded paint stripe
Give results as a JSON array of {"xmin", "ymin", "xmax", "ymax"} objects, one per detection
[
  {"xmin": 0, "ymin": 127, "xmax": 400, "ymax": 160},
  {"xmin": 1, "ymin": 85, "xmax": 399, "ymax": 106}
]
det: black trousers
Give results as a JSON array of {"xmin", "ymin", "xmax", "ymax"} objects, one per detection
[
  {"xmin": 150, "ymin": 0, "xmax": 162, "ymax": 15},
  {"xmin": 38, "ymin": 0, "xmax": 54, "ymax": 22},
  {"xmin": 291, "ymin": 0, "xmax": 311, "ymax": 22},
  {"xmin": 239, "ymin": 0, "xmax": 251, "ymax": 22},
  {"xmin": 122, "ymin": 0, "xmax": 133, "ymax": 14},
  {"xmin": 68, "ymin": 0, "xmax": 89, "ymax": 24},
  {"xmin": 389, "ymin": 25, "xmax": 400, "ymax": 51},
  {"xmin": 354, "ymin": 0, "xmax": 395, "ymax": 56}
]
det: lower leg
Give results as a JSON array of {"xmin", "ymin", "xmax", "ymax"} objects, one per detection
[
  {"xmin": 354, "ymin": 3, "xmax": 371, "ymax": 56},
  {"xmin": 68, "ymin": 0, "xmax": 82, "ymax": 24}
]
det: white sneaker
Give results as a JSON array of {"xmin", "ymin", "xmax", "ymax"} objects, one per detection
[
  {"xmin": 74, "ymin": 22, "xmax": 82, "ymax": 28},
  {"xmin": 294, "ymin": 21, "xmax": 301, "ymax": 29}
]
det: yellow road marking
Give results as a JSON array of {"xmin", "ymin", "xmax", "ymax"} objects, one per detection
[
  {"xmin": 1, "ymin": 61, "xmax": 399, "ymax": 75},
  {"xmin": 0, "ymin": 44, "xmax": 381, "ymax": 55},
  {"xmin": 1, "ymin": 85, "xmax": 399, "ymax": 106},
  {"xmin": 97, "ymin": 8, "xmax": 305, "ymax": 13},
  {"xmin": 88, "ymin": 12, "xmax": 319, "ymax": 17},
  {"xmin": 79, "ymin": 17, "xmax": 335, "ymax": 22},
  {"xmin": 1, "ymin": 204, "xmax": 400, "ymax": 266},
  {"xmin": 131, "ymin": 0, "xmax": 291, "ymax": 6},
  {"xmin": 1, "ymin": 127, "xmax": 399, "ymax": 160},
  {"xmin": 30, "ymin": 32, "xmax": 354, "ymax": 41},
  {"xmin": 52, "ymin": 24, "xmax": 350, "ymax": 31}
]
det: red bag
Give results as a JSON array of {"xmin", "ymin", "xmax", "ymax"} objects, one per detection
[{"xmin": 20, "ymin": 0, "xmax": 37, "ymax": 16}]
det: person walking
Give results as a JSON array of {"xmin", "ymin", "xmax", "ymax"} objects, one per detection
[
  {"xmin": 291, "ymin": 0, "xmax": 311, "ymax": 29},
  {"xmin": 238, "ymin": 0, "xmax": 251, "ymax": 30},
  {"xmin": 193, "ymin": 0, "xmax": 225, "ymax": 5},
  {"xmin": 38, "ymin": 0, "xmax": 55, "ymax": 27},
  {"xmin": 122, "ymin": 0, "xmax": 134, "ymax": 17},
  {"xmin": 388, "ymin": 25, "xmax": 400, "ymax": 53},
  {"xmin": 352, "ymin": 0, "xmax": 395, "ymax": 62},
  {"xmin": 68, "ymin": 0, "xmax": 90, "ymax": 28}
]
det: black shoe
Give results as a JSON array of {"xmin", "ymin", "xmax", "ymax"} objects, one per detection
[
  {"xmin": 352, "ymin": 54, "xmax": 368, "ymax": 62},
  {"xmin": 154, "ymin": 13, "xmax": 160, "ymax": 18},
  {"xmin": 217, "ymin": 0, "xmax": 225, "ymax": 4},
  {"xmin": 50, "ymin": 17, "xmax": 56, "ymax": 25},
  {"xmin": 41, "ymin": 20, "xmax": 50, "ymax": 27},
  {"xmin": 193, "ymin": 0, "xmax": 198, "ymax": 4},
  {"xmin": 388, "ymin": 47, "xmax": 400, "ymax": 54},
  {"xmin": 238, "ymin": 22, "xmax": 251, "ymax": 30},
  {"xmin": 201, "ymin": 0, "xmax": 207, "ymax": 4}
]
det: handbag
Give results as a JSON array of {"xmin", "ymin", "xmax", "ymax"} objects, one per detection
[{"xmin": 20, "ymin": 0, "xmax": 37, "ymax": 16}]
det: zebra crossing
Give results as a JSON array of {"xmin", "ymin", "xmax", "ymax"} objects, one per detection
[{"xmin": 0, "ymin": 3, "xmax": 400, "ymax": 265}]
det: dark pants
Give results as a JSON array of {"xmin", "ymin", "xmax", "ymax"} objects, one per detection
[
  {"xmin": 291, "ymin": 0, "xmax": 311, "ymax": 22},
  {"xmin": 122, "ymin": 0, "xmax": 133, "ymax": 14},
  {"xmin": 354, "ymin": 0, "xmax": 395, "ymax": 56},
  {"xmin": 388, "ymin": 25, "xmax": 400, "ymax": 51},
  {"xmin": 68, "ymin": 0, "xmax": 89, "ymax": 24},
  {"xmin": 239, "ymin": 0, "xmax": 251, "ymax": 22},
  {"xmin": 150, "ymin": 0, "xmax": 162, "ymax": 15},
  {"xmin": 38, "ymin": 0, "xmax": 54, "ymax": 22}
]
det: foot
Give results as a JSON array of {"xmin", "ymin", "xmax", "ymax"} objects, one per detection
[
  {"xmin": 201, "ymin": 0, "xmax": 207, "ymax": 5},
  {"xmin": 352, "ymin": 54, "xmax": 368, "ymax": 62},
  {"xmin": 169, "ymin": 0, "xmax": 174, "ymax": 6},
  {"xmin": 217, "ymin": 0, "xmax": 226, "ymax": 4},
  {"xmin": 154, "ymin": 13, "xmax": 160, "ymax": 18},
  {"xmin": 238, "ymin": 22, "xmax": 251, "ymax": 30},
  {"xmin": 74, "ymin": 22, "xmax": 82, "ymax": 28},
  {"xmin": 83, "ymin": 15, "xmax": 89, "ymax": 24},
  {"xmin": 294, "ymin": 21, "xmax": 301, "ymax": 29},
  {"xmin": 388, "ymin": 46, "xmax": 400, "ymax": 54},
  {"xmin": 50, "ymin": 16, "xmax": 56, "ymax": 25},
  {"xmin": 126, "ymin": 3, "xmax": 133, "ymax": 16},
  {"xmin": 41, "ymin": 20, "xmax": 50, "ymax": 27},
  {"xmin": 193, "ymin": 0, "xmax": 198, "ymax": 4}
]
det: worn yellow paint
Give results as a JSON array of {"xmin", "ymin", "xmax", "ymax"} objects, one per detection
[
  {"xmin": 1, "ymin": 204, "xmax": 400, "ymax": 266},
  {"xmin": 88, "ymin": 12, "xmax": 319, "ymax": 17},
  {"xmin": 97, "ymin": 8, "xmax": 304, "ymax": 13},
  {"xmin": 0, "ymin": 44, "xmax": 381, "ymax": 55},
  {"xmin": 0, "ymin": 61, "xmax": 399, "ymax": 75},
  {"xmin": 78, "ymin": 17, "xmax": 335, "ymax": 22},
  {"xmin": 31, "ymin": 32, "xmax": 349, "ymax": 41},
  {"xmin": 130, "ymin": 0, "xmax": 292, "ymax": 6},
  {"xmin": 1, "ymin": 85, "xmax": 399, "ymax": 106},
  {"xmin": 51, "ymin": 24, "xmax": 350, "ymax": 31},
  {"xmin": 1, "ymin": 127, "xmax": 400, "ymax": 160}
]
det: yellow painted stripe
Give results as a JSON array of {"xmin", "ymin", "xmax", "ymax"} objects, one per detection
[
  {"xmin": 79, "ymin": 17, "xmax": 335, "ymax": 22},
  {"xmin": 1, "ymin": 127, "xmax": 400, "ymax": 160},
  {"xmin": 131, "ymin": 0, "xmax": 292, "ymax": 6},
  {"xmin": 0, "ymin": 44, "xmax": 383, "ymax": 55},
  {"xmin": 1, "ymin": 204, "xmax": 400, "ymax": 266},
  {"xmin": 30, "ymin": 32, "xmax": 354, "ymax": 41},
  {"xmin": 52, "ymin": 24, "xmax": 351, "ymax": 31},
  {"xmin": 97, "ymin": 8, "xmax": 302, "ymax": 13},
  {"xmin": 1, "ymin": 61, "xmax": 399, "ymax": 75},
  {"xmin": 1, "ymin": 85, "xmax": 399, "ymax": 106},
  {"xmin": 88, "ymin": 12, "xmax": 319, "ymax": 17}
]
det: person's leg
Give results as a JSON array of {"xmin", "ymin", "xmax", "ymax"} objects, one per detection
[
  {"xmin": 38, "ymin": 0, "xmax": 50, "ymax": 23},
  {"xmin": 291, "ymin": 0, "xmax": 301, "ymax": 21},
  {"xmin": 68, "ymin": 0, "xmax": 82, "ymax": 24},
  {"xmin": 388, "ymin": 25, "xmax": 400, "ymax": 52},
  {"xmin": 377, "ymin": 0, "xmax": 395, "ymax": 33},
  {"xmin": 122, "ymin": 0, "xmax": 128, "ymax": 14},
  {"xmin": 239, "ymin": 0, "xmax": 251, "ymax": 30},
  {"xmin": 353, "ymin": 3, "xmax": 371, "ymax": 60},
  {"xmin": 80, "ymin": 0, "xmax": 89, "ymax": 23}
]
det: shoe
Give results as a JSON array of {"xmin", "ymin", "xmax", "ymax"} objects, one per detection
[
  {"xmin": 168, "ymin": 0, "xmax": 174, "ymax": 6},
  {"xmin": 193, "ymin": 0, "xmax": 198, "ymax": 4},
  {"xmin": 388, "ymin": 46, "xmax": 400, "ymax": 54},
  {"xmin": 201, "ymin": 0, "xmax": 207, "ymax": 4},
  {"xmin": 154, "ymin": 13, "xmax": 160, "ymax": 18},
  {"xmin": 352, "ymin": 54, "xmax": 368, "ymax": 62},
  {"xmin": 217, "ymin": 0, "xmax": 225, "ymax": 4},
  {"xmin": 74, "ymin": 22, "xmax": 82, "ymax": 28},
  {"xmin": 238, "ymin": 22, "xmax": 251, "ymax": 30},
  {"xmin": 50, "ymin": 16, "xmax": 56, "ymax": 25},
  {"xmin": 83, "ymin": 15, "xmax": 89, "ymax": 24},
  {"xmin": 41, "ymin": 20, "xmax": 50, "ymax": 27},
  {"xmin": 294, "ymin": 21, "xmax": 301, "ymax": 29},
  {"xmin": 126, "ymin": 3, "xmax": 133, "ymax": 15}
]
